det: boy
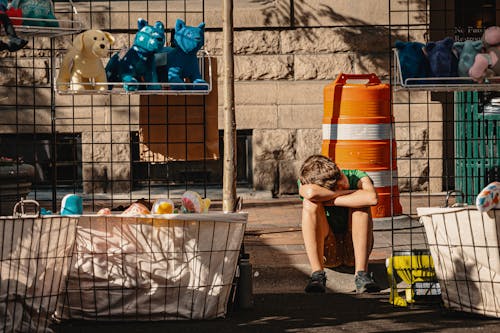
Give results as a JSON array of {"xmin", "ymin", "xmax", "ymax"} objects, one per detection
[{"xmin": 298, "ymin": 154, "xmax": 380, "ymax": 293}]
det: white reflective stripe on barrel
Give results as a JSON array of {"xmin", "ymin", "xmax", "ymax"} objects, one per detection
[
  {"xmin": 366, "ymin": 170, "xmax": 398, "ymax": 187},
  {"xmin": 322, "ymin": 123, "xmax": 393, "ymax": 140}
]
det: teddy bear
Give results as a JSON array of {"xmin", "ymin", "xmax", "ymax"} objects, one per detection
[
  {"xmin": 453, "ymin": 40, "xmax": 483, "ymax": 77},
  {"xmin": 394, "ymin": 40, "xmax": 429, "ymax": 84},
  {"xmin": 11, "ymin": 0, "xmax": 58, "ymax": 27},
  {"xmin": 424, "ymin": 37, "xmax": 459, "ymax": 78},
  {"xmin": 57, "ymin": 30, "xmax": 115, "ymax": 91},
  {"xmin": 155, "ymin": 19, "xmax": 208, "ymax": 90},
  {"xmin": 469, "ymin": 26, "xmax": 500, "ymax": 83},
  {"xmin": 105, "ymin": 18, "xmax": 165, "ymax": 92},
  {"xmin": 0, "ymin": 0, "xmax": 27, "ymax": 52}
]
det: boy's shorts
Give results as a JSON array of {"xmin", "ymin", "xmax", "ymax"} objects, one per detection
[{"xmin": 325, "ymin": 206, "xmax": 349, "ymax": 233}]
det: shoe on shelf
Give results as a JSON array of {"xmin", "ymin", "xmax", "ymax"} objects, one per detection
[
  {"xmin": 7, "ymin": 37, "xmax": 28, "ymax": 52},
  {"xmin": 355, "ymin": 271, "xmax": 381, "ymax": 294},
  {"xmin": 305, "ymin": 270, "xmax": 327, "ymax": 293}
]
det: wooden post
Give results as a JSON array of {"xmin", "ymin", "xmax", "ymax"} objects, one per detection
[{"xmin": 222, "ymin": 0, "xmax": 236, "ymax": 213}]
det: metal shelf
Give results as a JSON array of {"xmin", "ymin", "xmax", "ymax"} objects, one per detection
[
  {"xmin": 13, "ymin": 18, "xmax": 84, "ymax": 38},
  {"xmin": 393, "ymin": 49, "xmax": 500, "ymax": 92},
  {"xmin": 56, "ymin": 50, "xmax": 213, "ymax": 96}
]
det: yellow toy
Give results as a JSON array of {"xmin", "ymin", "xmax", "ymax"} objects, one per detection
[
  {"xmin": 57, "ymin": 29, "xmax": 115, "ymax": 91},
  {"xmin": 181, "ymin": 191, "xmax": 210, "ymax": 213},
  {"xmin": 151, "ymin": 198, "xmax": 175, "ymax": 214},
  {"xmin": 386, "ymin": 250, "xmax": 436, "ymax": 307}
]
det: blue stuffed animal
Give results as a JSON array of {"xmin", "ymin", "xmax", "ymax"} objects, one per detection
[
  {"xmin": 11, "ymin": 0, "xmax": 59, "ymax": 27},
  {"xmin": 155, "ymin": 19, "xmax": 208, "ymax": 90},
  {"xmin": 105, "ymin": 19, "xmax": 165, "ymax": 91},
  {"xmin": 395, "ymin": 40, "xmax": 429, "ymax": 84},
  {"xmin": 424, "ymin": 37, "xmax": 459, "ymax": 78},
  {"xmin": 453, "ymin": 40, "xmax": 483, "ymax": 77}
]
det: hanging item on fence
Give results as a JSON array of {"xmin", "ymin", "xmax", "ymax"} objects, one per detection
[
  {"xmin": 476, "ymin": 181, "xmax": 500, "ymax": 213},
  {"xmin": 453, "ymin": 40, "xmax": 483, "ymax": 77},
  {"xmin": 105, "ymin": 18, "xmax": 165, "ymax": 91},
  {"xmin": 181, "ymin": 191, "xmax": 210, "ymax": 213},
  {"xmin": 469, "ymin": 26, "xmax": 500, "ymax": 83},
  {"xmin": 11, "ymin": 0, "xmax": 59, "ymax": 27},
  {"xmin": 57, "ymin": 30, "xmax": 115, "ymax": 91},
  {"xmin": 155, "ymin": 18, "xmax": 208, "ymax": 90},
  {"xmin": 0, "ymin": 0, "xmax": 27, "ymax": 52}
]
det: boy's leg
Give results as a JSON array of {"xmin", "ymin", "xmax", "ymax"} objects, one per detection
[
  {"xmin": 301, "ymin": 199, "xmax": 330, "ymax": 273},
  {"xmin": 350, "ymin": 207, "xmax": 374, "ymax": 273}
]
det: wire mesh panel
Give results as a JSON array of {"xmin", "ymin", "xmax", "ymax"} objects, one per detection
[
  {"xmin": 418, "ymin": 207, "xmax": 500, "ymax": 318},
  {"xmin": 56, "ymin": 213, "xmax": 247, "ymax": 321},
  {"xmin": 0, "ymin": 215, "xmax": 78, "ymax": 332}
]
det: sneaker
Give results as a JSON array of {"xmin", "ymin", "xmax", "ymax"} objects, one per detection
[
  {"xmin": 355, "ymin": 271, "xmax": 380, "ymax": 294},
  {"xmin": 305, "ymin": 270, "xmax": 327, "ymax": 293}
]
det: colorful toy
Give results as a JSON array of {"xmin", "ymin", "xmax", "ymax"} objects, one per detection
[
  {"xmin": 11, "ymin": 0, "xmax": 58, "ymax": 27},
  {"xmin": 394, "ymin": 40, "xmax": 429, "ymax": 84},
  {"xmin": 151, "ymin": 198, "xmax": 175, "ymax": 214},
  {"xmin": 0, "ymin": 0, "xmax": 27, "ymax": 52},
  {"xmin": 181, "ymin": 191, "xmax": 210, "ymax": 213},
  {"xmin": 469, "ymin": 26, "xmax": 500, "ymax": 83},
  {"xmin": 57, "ymin": 30, "xmax": 115, "ymax": 91},
  {"xmin": 476, "ymin": 181, "xmax": 500, "ymax": 213},
  {"xmin": 105, "ymin": 18, "xmax": 165, "ymax": 92},
  {"xmin": 96, "ymin": 207, "xmax": 112, "ymax": 215},
  {"xmin": 424, "ymin": 37, "xmax": 458, "ymax": 78},
  {"xmin": 453, "ymin": 40, "xmax": 483, "ymax": 77},
  {"xmin": 155, "ymin": 19, "xmax": 208, "ymax": 90},
  {"xmin": 121, "ymin": 202, "xmax": 150, "ymax": 216},
  {"xmin": 60, "ymin": 194, "xmax": 83, "ymax": 216}
]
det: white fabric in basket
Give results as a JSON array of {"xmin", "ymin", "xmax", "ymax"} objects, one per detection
[
  {"xmin": 418, "ymin": 207, "xmax": 500, "ymax": 318},
  {"xmin": 57, "ymin": 213, "xmax": 247, "ymax": 320}
]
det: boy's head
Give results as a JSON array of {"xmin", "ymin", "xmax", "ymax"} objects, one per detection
[{"xmin": 299, "ymin": 155, "xmax": 342, "ymax": 191}]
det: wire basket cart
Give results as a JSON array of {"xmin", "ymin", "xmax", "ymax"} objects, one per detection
[
  {"xmin": 56, "ymin": 212, "xmax": 247, "ymax": 321},
  {"xmin": 0, "ymin": 200, "xmax": 79, "ymax": 332}
]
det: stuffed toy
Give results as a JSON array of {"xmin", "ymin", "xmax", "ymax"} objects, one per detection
[
  {"xmin": 181, "ymin": 191, "xmax": 210, "ymax": 213},
  {"xmin": 424, "ymin": 37, "xmax": 459, "ymax": 78},
  {"xmin": 57, "ymin": 29, "xmax": 115, "ymax": 91},
  {"xmin": 60, "ymin": 194, "xmax": 83, "ymax": 216},
  {"xmin": 469, "ymin": 26, "xmax": 500, "ymax": 83},
  {"xmin": 453, "ymin": 40, "xmax": 483, "ymax": 77},
  {"xmin": 121, "ymin": 202, "xmax": 151, "ymax": 216},
  {"xmin": 105, "ymin": 18, "xmax": 165, "ymax": 91},
  {"xmin": 11, "ymin": 0, "xmax": 58, "ymax": 27},
  {"xmin": 151, "ymin": 198, "xmax": 175, "ymax": 214},
  {"xmin": 0, "ymin": 0, "xmax": 27, "ymax": 52},
  {"xmin": 155, "ymin": 19, "xmax": 208, "ymax": 90},
  {"xmin": 394, "ymin": 40, "xmax": 429, "ymax": 84},
  {"xmin": 476, "ymin": 181, "xmax": 500, "ymax": 213}
]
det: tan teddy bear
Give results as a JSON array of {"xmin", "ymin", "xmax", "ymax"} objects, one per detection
[{"xmin": 57, "ymin": 29, "xmax": 115, "ymax": 91}]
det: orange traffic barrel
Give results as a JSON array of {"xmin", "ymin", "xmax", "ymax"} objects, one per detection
[{"xmin": 321, "ymin": 73, "xmax": 402, "ymax": 218}]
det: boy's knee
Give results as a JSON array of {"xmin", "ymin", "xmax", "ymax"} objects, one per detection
[{"xmin": 302, "ymin": 199, "xmax": 323, "ymax": 213}]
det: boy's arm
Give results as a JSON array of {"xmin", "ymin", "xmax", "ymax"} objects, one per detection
[
  {"xmin": 299, "ymin": 183, "xmax": 355, "ymax": 203},
  {"xmin": 331, "ymin": 176, "xmax": 378, "ymax": 208}
]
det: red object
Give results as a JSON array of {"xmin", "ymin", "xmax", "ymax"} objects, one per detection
[{"xmin": 6, "ymin": 8, "xmax": 22, "ymax": 26}]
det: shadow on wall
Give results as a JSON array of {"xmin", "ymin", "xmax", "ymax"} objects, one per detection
[{"xmin": 251, "ymin": 0, "xmax": 428, "ymax": 77}]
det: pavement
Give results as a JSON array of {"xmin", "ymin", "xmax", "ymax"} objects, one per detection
[{"xmin": 55, "ymin": 193, "xmax": 500, "ymax": 332}]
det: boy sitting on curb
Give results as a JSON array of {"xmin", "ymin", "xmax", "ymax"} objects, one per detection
[{"xmin": 298, "ymin": 154, "xmax": 381, "ymax": 293}]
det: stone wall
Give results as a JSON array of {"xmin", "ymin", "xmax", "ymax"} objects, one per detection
[{"xmin": 1, "ymin": 0, "xmax": 443, "ymax": 194}]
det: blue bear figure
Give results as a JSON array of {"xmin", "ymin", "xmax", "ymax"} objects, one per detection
[
  {"xmin": 155, "ymin": 19, "xmax": 208, "ymax": 90},
  {"xmin": 105, "ymin": 19, "xmax": 165, "ymax": 91},
  {"xmin": 60, "ymin": 194, "xmax": 83, "ymax": 216},
  {"xmin": 395, "ymin": 40, "xmax": 430, "ymax": 84},
  {"xmin": 425, "ymin": 37, "xmax": 459, "ymax": 79},
  {"xmin": 11, "ymin": 0, "xmax": 59, "ymax": 27}
]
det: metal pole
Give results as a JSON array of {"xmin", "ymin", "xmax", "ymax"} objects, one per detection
[{"xmin": 222, "ymin": 0, "xmax": 236, "ymax": 213}]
